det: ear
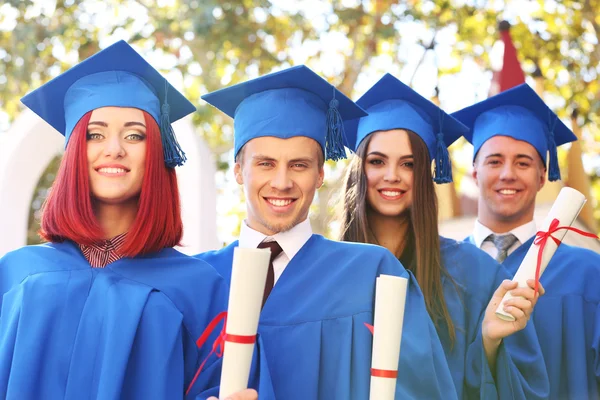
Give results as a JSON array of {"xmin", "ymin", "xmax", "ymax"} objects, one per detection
[
  {"xmin": 317, "ymin": 166, "xmax": 325, "ymax": 189},
  {"xmin": 538, "ymin": 167, "xmax": 547, "ymax": 192},
  {"xmin": 471, "ymin": 164, "xmax": 479, "ymax": 187},
  {"xmin": 234, "ymin": 162, "xmax": 244, "ymax": 185}
]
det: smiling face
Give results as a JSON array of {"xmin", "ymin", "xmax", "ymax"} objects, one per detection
[
  {"xmin": 363, "ymin": 129, "xmax": 414, "ymax": 218},
  {"xmin": 86, "ymin": 106, "xmax": 147, "ymax": 206},
  {"xmin": 473, "ymin": 135, "xmax": 546, "ymax": 230},
  {"xmin": 234, "ymin": 135, "xmax": 324, "ymax": 236}
]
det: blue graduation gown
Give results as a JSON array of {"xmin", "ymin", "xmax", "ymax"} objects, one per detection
[
  {"xmin": 440, "ymin": 237, "xmax": 548, "ymax": 399},
  {"xmin": 0, "ymin": 241, "xmax": 230, "ymax": 399},
  {"xmin": 491, "ymin": 237, "xmax": 600, "ymax": 400},
  {"xmin": 198, "ymin": 234, "xmax": 457, "ymax": 399}
]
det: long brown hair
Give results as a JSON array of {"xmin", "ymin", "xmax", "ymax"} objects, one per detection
[{"xmin": 340, "ymin": 129, "xmax": 456, "ymax": 345}]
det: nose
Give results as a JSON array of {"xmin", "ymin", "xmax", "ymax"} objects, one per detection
[
  {"xmin": 270, "ymin": 165, "xmax": 293, "ymax": 191},
  {"xmin": 499, "ymin": 163, "xmax": 517, "ymax": 181},
  {"xmin": 383, "ymin": 164, "xmax": 401, "ymax": 183},
  {"xmin": 102, "ymin": 135, "xmax": 125, "ymax": 159}
]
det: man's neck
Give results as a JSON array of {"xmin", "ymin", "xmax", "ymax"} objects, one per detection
[
  {"xmin": 478, "ymin": 214, "xmax": 534, "ymax": 234},
  {"xmin": 478, "ymin": 201, "xmax": 535, "ymax": 234}
]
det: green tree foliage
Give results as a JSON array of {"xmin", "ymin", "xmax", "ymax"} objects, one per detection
[{"xmin": 2, "ymin": 0, "xmax": 598, "ymax": 241}]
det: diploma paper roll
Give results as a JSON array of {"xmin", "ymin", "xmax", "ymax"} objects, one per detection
[
  {"xmin": 370, "ymin": 275, "xmax": 409, "ymax": 400},
  {"xmin": 495, "ymin": 187, "xmax": 587, "ymax": 321},
  {"xmin": 219, "ymin": 247, "xmax": 271, "ymax": 399}
]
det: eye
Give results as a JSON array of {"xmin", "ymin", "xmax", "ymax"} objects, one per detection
[
  {"xmin": 86, "ymin": 132, "xmax": 103, "ymax": 141},
  {"xmin": 258, "ymin": 161, "xmax": 273, "ymax": 167},
  {"xmin": 517, "ymin": 162, "xmax": 531, "ymax": 168},
  {"xmin": 487, "ymin": 159, "xmax": 500, "ymax": 165},
  {"xmin": 402, "ymin": 161, "xmax": 414, "ymax": 169},
  {"xmin": 125, "ymin": 132, "xmax": 146, "ymax": 141},
  {"xmin": 368, "ymin": 159, "xmax": 384, "ymax": 165},
  {"xmin": 292, "ymin": 163, "xmax": 308, "ymax": 169}
]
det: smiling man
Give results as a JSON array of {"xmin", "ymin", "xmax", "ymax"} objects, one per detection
[
  {"xmin": 197, "ymin": 66, "xmax": 457, "ymax": 399},
  {"xmin": 453, "ymin": 83, "xmax": 600, "ymax": 400}
]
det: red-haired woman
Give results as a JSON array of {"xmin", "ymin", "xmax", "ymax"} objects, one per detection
[
  {"xmin": 0, "ymin": 41, "xmax": 259, "ymax": 400},
  {"xmin": 339, "ymin": 74, "xmax": 549, "ymax": 399}
]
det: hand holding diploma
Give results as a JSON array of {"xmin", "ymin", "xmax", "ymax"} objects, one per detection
[
  {"xmin": 219, "ymin": 247, "xmax": 271, "ymax": 399},
  {"xmin": 481, "ymin": 279, "xmax": 545, "ymax": 368},
  {"xmin": 369, "ymin": 275, "xmax": 408, "ymax": 400},
  {"xmin": 208, "ymin": 389, "xmax": 258, "ymax": 400},
  {"xmin": 495, "ymin": 187, "xmax": 594, "ymax": 321}
]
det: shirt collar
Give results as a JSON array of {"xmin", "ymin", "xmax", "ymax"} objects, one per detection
[
  {"xmin": 80, "ymin": 232, "xmax": 128, "ymax": 252},
  {"xmin": 473, "ymin": 219, "xmax": 537, "ymax": 248},
  {"xmin": 239, "ymin": 218, "xmax": 313, "ymax": 260}
]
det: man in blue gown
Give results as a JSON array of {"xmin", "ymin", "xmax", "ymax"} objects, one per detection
[
  {"xmin": 198, "ymin": 65, "xmax": 457, "ymax": 399},
  {"xmin": 454, "ymin": 83, "xmax": 600, "ymax": 400}
]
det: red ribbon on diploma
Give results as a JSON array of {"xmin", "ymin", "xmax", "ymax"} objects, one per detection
[
  {"xmin": 371, "ymin": 368, "xmax": 399, "ymax": 378},
  {"xmin": 364, "ymin": 323, "xmax": 399, "ymax": 379},
  {"xmin": 532, "ymin": 218, "xmax": 598, "ymax": 295},
  {"xmin": 185, "ymin": 311, "xmax": 257, "ymax": 395}
]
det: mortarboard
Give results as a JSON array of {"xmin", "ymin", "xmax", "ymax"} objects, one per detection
[
  {"xmin": 451, "ymin": 83, "xmax": 577, "ymax": 181},
  {"xmin": 344, "ymin": 73, "xmax": 469, "ymax": 183},
  {"xmin": 21, "ymin": 40, "xmax": 195, "ymax": 167},
  {"xmin": 201, "ymin": 65, "xmax": 367, "ymax": 161}
]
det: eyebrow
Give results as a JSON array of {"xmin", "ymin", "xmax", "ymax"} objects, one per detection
[
  {"xmin": 87, "ymin": 121, "xmax": 146, "ymax": 128},
  {"xmin": 252, "ymin": 154, "xmax": 277, "ymax": 162},
  {"xmin": 485, "ymin": 153, "xmax": 535, "ymax": 161},
  {"xmin": 289, "ymin": 157, "xmax": 315, "ymax": 164},
  {"xmin": 367, "ymin": 151, "xmax": 413, "ymax": 160}
]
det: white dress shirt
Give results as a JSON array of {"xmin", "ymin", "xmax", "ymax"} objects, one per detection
[
  {"xmin": 473, "ymin": 219, "xmax": 538, "ymax": 260},
  {"xmin": 239, "ymin": 218, "xmax": 313, "ymax": 284}
]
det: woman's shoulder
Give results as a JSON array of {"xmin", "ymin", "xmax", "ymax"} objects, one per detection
[{"xmin": 1, "ymin": 241, "xmax": 87, "ymax": 293}]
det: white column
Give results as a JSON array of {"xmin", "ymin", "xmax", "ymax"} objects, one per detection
[{"xmin": 0, "ymin": 109, "xmax": 63, "ymax": 257}]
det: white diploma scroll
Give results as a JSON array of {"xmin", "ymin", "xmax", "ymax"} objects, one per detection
[
  {"xmin": 219, "ymin": 247, "xmax": 271, "ymax": 399},
  {"xmin": 369, "ymin": 275, "xmax": 409, "ymax": 400},
  {"xmin": 495, "ymin": 187, "xmax": 587, "ymax": 321}
]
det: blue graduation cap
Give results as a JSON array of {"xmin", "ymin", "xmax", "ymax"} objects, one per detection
[
  {"xmin": 344, "ymin": 73, "xmax": 469, "ymax": 184},
  {"xmin": 201, "ymin": 65, "xmax": 367, "ymax": 161},
  {"xmin": 451, "ymin": 83, "xmax": 577, "ymax": 181},
  {"xmin": 20, "ymin": 40, "xmax": 195, "ymax": 167}
]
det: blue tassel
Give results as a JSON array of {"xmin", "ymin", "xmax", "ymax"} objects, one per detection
[
  {"xmin": 433, "ymin": 132, "xmax": 453, "ymax": 184},
  {"xmin": 159, "ymin": 88, "xmax": 186, "ymax": 168},
  {"xmin": 325, "ymin": 90, "xmax": 347, "ymax": 161},
  {"xmin": 546, "ymin": 128, "xmax": 560, "ymax": 182}
]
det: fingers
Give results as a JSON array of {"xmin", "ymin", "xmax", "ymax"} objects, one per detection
[
  {"xmin": 525, "ymin": 279, "xmax": 546, "ymax": 296},
  {"xmin": 492, "ymin": 279, "xmax": 518, "ymax": 300},
  {"xmin": 503, "ymin": 297, "xmax": 533, "ymax": 318},
  {"xmin": 225, "ymin": 389, "xmax": 259, "ymax": 400},
  {"xmin": 502, "ymin": 304, "xmax": 526, "ymax": 321},
  {"xmin": 509, "ymin": 286, "xmax": 537, "ymax": 302}
]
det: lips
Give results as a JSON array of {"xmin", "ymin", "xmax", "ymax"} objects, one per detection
[
  {"xmin": 263, "ymin": 196, "xmax": 297, "ymax": 212},
  {"xmin": 496, "ymin": 188, "xmax": 521, "ymax": 196},
  {"xmin": 266, "ymin": 198, "xmax": 294, "ymax": 207},
  {"xmin": 378, "ymin": 188, "xmax": 406, "ymax": 200},
  {"xmin": 95, "ymin": 164, "xmax": 130, "ymax": 177}
]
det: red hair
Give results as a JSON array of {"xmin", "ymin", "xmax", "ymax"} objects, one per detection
[{"xmin": 40, "ymin": 110, "xmax": 183, "ymax": 256}]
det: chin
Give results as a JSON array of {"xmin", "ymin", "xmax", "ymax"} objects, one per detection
[
  {"xmin": 92, "ymin": 193, "xmax": 138, "ymax": 206},
  {"xmin": 372, "ymin": 205, "xmax": 407, "ymax": 218}
]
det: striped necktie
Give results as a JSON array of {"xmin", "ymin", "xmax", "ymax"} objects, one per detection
[{"xmin": 485, "ymin": 233, "xmax": 518, "ymax": 262}]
